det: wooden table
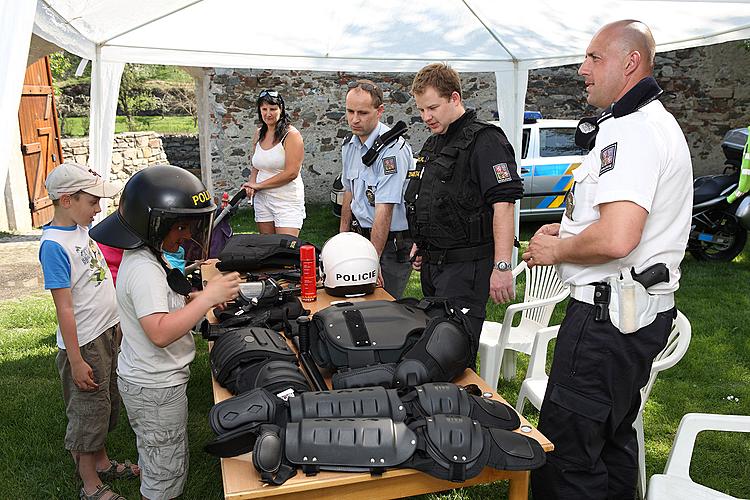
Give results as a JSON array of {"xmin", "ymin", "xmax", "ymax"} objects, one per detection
[{"xmin": 203, "ymin": 263, "xmax": 552, "ymax": 500}]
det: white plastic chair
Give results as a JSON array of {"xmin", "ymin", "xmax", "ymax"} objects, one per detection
[
  {"xmin": 515, "ymin": 325, "xmax": 559, "ymax": 415},
  {"xmin": 516, "ymin": 310, "xmax": 692, "ymax": 500},
  {"xmin": 636, "ymin": 310, "xmax": 692, "ymax": 499},
  {"xmin": 478, "ymin": 261, "xmax": 568, "ymax": 385},
  {"xmin": 646, "ymin": 413, "xmax": 750, "ymax": 499}
]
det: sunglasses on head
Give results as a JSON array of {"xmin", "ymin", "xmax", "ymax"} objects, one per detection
[
  {"xmin": 259, "ymin": 89, "xmax": 280, "ymax": 99},
  {"xmin": 347, "ymin": 81, "xmax": 378, "ymax": 92}
]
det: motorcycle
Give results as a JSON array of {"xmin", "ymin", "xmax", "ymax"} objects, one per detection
[{"xmin": 688, "ymin": 126, "xmax": 750, "ymax": 261}]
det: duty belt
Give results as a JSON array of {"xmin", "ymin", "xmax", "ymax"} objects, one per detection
[
  {"xmin": 570, "ymin": 284, "xmax": 675, "ymax": 312},
  {"xmin": 354, "ymin": 225, "xmax": 410, "ymax": 242},
  {"xmin": 418, "ymin": 242, "xmax": 494, "ymax": 265}
]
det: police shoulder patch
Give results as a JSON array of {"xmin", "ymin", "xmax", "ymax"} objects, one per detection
[
  {"xmin": 600, "ymin": 142, "xmax": 617, "ymax": 175},
  {"xmin": 493, "ymin": 163, "xmax": 511, "ymax": 183},
  {"xmin": 382, "ymin": 156, "xmax": 397, "ymax": 175}
]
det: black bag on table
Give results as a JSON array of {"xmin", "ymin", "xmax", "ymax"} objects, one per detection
[{"xmin": 216, "ymin": 234, "xmax": 317, "ymax": 272}]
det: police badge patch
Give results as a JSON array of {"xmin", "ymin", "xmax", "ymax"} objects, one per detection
[
  {"xmin": 600, "ymin": 143, "xmax": 617, "ymax": 175},
  {"xmin": 564, "ymin": 186, "xmax": 575, "ymax": 221},
  {"xmin": 383, "ymin": 156, "xmax": 397, "ymax": 175},
  {"xmin": 493, "ymin": 163, "xmax": 511, "ymax": 183}
]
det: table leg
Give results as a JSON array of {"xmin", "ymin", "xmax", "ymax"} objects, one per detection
[{"xmin": 507, "ymin": 471, "xmax": 530, "ymax": 500}]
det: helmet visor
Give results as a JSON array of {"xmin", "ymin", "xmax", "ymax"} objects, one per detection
[{"xmin": 150, "ymin": 209, "xmax": 215, "ymax": 264}]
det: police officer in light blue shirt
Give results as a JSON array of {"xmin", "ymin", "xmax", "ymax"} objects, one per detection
[{"xmin": 339, "ymin": 79, "xmax": 414, "ymax": 298}]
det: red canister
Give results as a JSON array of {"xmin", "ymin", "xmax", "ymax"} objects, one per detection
[{"xmin": 300, "ymin": 244, "xmax": 317, "ymax": 302}]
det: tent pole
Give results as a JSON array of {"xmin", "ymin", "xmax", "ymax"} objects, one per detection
[
  {"xmin": 88, "ymin": 45, "xmax": 124, "ymax": 222},
  {"xmin": 494, "ymin": 65, "xmax": 528, "ymax": 268}
]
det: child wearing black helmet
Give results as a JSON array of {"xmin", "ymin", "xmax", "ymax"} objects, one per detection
[{"xmin": 91, "ymin": 165, "xmax": 241, "ymax": 500}]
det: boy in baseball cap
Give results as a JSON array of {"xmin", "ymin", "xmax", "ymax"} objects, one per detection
[{"xmin": 39, "ymin": 162, "xmax": 136, "ymax": 500}]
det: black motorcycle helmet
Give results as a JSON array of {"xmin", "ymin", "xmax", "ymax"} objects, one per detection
[{"xmin": 91, "ymin": 165, "xmax": 216, "ymax": 263}]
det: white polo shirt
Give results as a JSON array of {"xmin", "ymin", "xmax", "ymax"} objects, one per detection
[{"xmin": 557, "ymin": 100, "xmax": 693, "ymax": 294}]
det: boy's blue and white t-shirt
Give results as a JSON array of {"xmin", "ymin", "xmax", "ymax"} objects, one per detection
[{"xmin": 39, "ymin": 224, "xmax": 119, "ymax": 349}]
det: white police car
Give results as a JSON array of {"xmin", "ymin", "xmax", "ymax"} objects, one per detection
[
  {"xmin": 331, "ymin": 112, "xmax": 587, "ymax": 221},
  {"xmin": 510, "ymin": 112, "xmax": 588, "ymax": 221}
]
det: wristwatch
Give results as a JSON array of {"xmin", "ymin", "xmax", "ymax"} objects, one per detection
[{"xmin": 493, "ymin": 260, "xmax": 512, "ymax": 272}]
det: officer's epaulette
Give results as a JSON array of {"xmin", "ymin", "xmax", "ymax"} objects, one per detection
[{"xmin": 341, "ymin": 132, "xmax": 354, "ymax": 145}]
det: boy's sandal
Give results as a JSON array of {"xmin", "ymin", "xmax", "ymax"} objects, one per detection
[
  {"xmin": 79, "ymin": 483, "xmax": 126, "ymax": 500},
  {"xmin": 97, "ymin": 459, "xmax": 139, "ymax": 481}
]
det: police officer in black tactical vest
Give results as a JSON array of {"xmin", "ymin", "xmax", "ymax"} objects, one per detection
[{"xmin": 406, "ymin": 63, "xmax": 523, "ymax": 357}]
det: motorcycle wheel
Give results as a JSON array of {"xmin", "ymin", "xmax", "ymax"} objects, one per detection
[{"xmin": 689, "ymin": 222, "xmax": 748, "ymax": 262}]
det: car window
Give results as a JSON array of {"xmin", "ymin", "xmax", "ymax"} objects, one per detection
[
  {"xmin": 521, "ymin": 128, "xmax": 530, "ymax": 159},
  {"xmin": 539, "ymin": 127, "xmax": 588, "ymax": 157}
]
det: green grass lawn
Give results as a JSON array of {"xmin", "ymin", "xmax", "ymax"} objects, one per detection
[
  {"xmin": 61, "ymin": 115, "xmax": 197, "ymax": 137},
  {"xmin": 1, "ymin": 204, "xmax": 748, "ymax": 499}
]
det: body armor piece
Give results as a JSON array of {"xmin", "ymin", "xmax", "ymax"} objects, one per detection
[
  {"xmin": 399, "ymin": 383, "xmax": 520, "ymax": 430},
  {"xmin": 285, "ymin": 418, "xmax": 417, "ymax": 473},
  {"xmin": 309, "ymin": 300, "xmax": 430, "ymax": 370},
  {"xmin": 234, "ymin": 359, "xmax": 310, "ymax": 396},
  {"xmin": 205, "ymin": 389, "xmax": 287, "ymax": 457},
  {"xmin": 405, "ymin": 111, "xmax": 498, "ymax": 249},
  {"xmin": 209, "ymin": 326, "xmax": 297, "ymax": 393},
  {"xmin": 308, "ymin": 298, "xmax": 475, "ymax": 389},
  {"xmin": 252, "ymin": 413, "xmax": 546, "ymax": 485},
  {"xmin": 288, "ymin": 386, "xmax": 406, "ymax": 421}
]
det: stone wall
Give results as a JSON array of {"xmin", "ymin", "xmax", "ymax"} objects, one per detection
[
  {"xmin": 162, "ymin": 134, "xmax": 200, "ymax": 170},
  {"xmin": 61, "ymin": 132, "xmax": 168, "ymax": 199},
  {"xmin": 206, "ymin": 40, "xmax": 750, "ymax": 202}
]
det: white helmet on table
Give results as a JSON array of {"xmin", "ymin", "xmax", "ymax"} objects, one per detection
[{"xmin": 321, "ymin": 232, "xmax": 378, "ymax": 297}]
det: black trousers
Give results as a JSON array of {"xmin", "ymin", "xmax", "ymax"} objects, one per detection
[
  {"xmin": 530, "ymin": 299, "xmax": 675, "ymax": 500},
  {"xmin": 420, "ymin": 257, "xmax": 492, "ymax": 364}
]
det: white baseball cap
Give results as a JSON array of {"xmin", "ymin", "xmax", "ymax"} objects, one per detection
[{"xmin": 46, "ymin": 162, "xmax": 122, "ymax": 200}]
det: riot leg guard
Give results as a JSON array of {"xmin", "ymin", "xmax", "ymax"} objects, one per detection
[
  {"xmin": 399, "ymin": 382, "xmax": 520, "ymax": 430},
  {"xmin": 253, "ymin": 413, "xmax": 545, "ymax": 485}
]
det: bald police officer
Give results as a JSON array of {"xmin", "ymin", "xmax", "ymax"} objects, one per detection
[
  {"xmin": 524, "ymin": 20, "xmax": 693, "ymax": 499},
  {"xmin": 339, "ymin": 79, "xmax": 414, "ymax": 299}
]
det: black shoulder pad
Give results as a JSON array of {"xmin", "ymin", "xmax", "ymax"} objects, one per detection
[
  {"xmin": 468, "ymin": 395, "xmax": 520, "ymax": 430},
  {"xmin": 484, "ymin": 427, "xmax": 546, "ymax": 471},
  {"xmin": 208, "ymin": 388, "xmax": 286, "ymax": 435}
]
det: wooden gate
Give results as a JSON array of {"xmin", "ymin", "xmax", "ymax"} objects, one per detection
[{"xmin": 18, "ymin": 56, "xmax": 64, "ymax": 227}]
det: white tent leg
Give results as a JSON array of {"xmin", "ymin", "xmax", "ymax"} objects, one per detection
[
  {"xmin": 494, "ymin": 67, "xmax": 529, "ymax": 267},
  {"xmin": 195, "ymin": 71, "xmax": 213, "ymax": 194},
  {"xmin": 88, "ymin": 46, "xmax": 124, "ymax": 222}
]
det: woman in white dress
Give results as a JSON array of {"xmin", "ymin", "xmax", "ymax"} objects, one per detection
[{"xmin": 242, "ymin": 89, "xmax": 305, "ymax": 236}]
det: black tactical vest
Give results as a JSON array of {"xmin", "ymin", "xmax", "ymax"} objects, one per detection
[{"xmin": 405, "ymin": 113, "xmax": 496, "ymax": 250}]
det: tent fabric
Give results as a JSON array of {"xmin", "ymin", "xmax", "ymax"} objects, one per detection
[
  {"xmin": 32, "ymin": 0, "xmax": 750, "ymax": 72},
  {"xmin": 88, "ymin": 52, "xmax": 124, "ymax": 222},
  {"xmin": 0, "ymin": 0, "xmax": 37, "ymax": 200},
  {"xmin": 5, "ymin": 0, "xmax": 750, "ymax": 210}
]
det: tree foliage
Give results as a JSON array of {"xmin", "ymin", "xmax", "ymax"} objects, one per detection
[{"xmin": 118, "ymin": 64, "xmax": 159, "ymax": 131}]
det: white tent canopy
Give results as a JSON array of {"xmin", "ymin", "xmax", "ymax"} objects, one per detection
[{"xmin": 3, "ymin": 0, "xmax": 750, "ymax": 231}]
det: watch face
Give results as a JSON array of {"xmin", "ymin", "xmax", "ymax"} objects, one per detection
[{"xmin": 495, "ymin": 261, "xmax": 511, "ymax": 271}]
